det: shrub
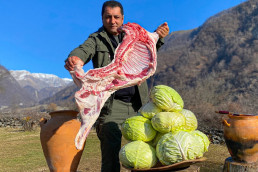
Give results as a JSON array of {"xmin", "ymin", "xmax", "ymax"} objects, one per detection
[{"xmin": 22, "ymin": 116, "xmax": 36, "ymax": 131}]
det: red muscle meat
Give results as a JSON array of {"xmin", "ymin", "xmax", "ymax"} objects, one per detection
[{"xmin": 70, "ymin": 23, "xmax": 159, "ymax": 150}]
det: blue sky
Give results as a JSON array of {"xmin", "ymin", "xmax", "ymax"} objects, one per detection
[{"xmin": 0, "ymin": 0, "xmax": 245, "ymax": 79}]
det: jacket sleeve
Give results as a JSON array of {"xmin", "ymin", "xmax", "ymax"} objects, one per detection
[
  {"xmin": 156, "ymin": 37, "xmax": 164, "ymax": 51},
  {"xmin": 66, "ymin": 35, "xmax": 96, "ymax": 64}
]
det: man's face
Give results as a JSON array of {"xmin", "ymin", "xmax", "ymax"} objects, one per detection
[{"xmin": 102, "ymin": 6, "xmax": 124, "ymax": 35}]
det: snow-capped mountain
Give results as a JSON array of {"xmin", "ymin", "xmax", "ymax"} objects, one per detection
[
  {"xmin": 10, "ymin": 70, "xmax": 72, "ymax": 89},
  {"xmin": 9, "ymin": 70, "xmax": 73, "ymax": 102}
]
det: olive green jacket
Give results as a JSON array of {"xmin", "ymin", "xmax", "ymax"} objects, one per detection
[{"xmin": 68, "ymin": 26, "xmax": 164, "ymax": 114}]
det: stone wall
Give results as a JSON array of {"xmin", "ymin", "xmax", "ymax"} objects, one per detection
[
  {"xmin": 199, "ymin": 126, "xmax": 225, "ymax": 144},
  {"xmin": 0, "ymin": 117, "xmax": 23, "ymax": 128},
  {"xmin": 0, "ymin": 117, "xmax": 225, "ymax": 144},
  {"xmin": 0, "ymin": 117, "xmax": 39, "ymax": 129}
]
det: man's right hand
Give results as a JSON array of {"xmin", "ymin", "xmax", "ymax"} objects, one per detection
[{"xmin": 64, "ymin": 56, "xmax": 84, "ymax": 71}]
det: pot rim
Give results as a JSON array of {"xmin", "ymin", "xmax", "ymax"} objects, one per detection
[
  {"xmin": 228, "ymin": 113, "xmax": 258, "ymax": 119},
  {"xmin": 49, "ymin": 110, "xmax": 79, "ymax": 117}
]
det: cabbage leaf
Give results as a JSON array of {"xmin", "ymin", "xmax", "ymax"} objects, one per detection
[
  {"xmin": 156, "ymin": 131, "xmax": 204, "ymax": 165},
  {"xmin": 151, "ymin": 112, "xmax": 185, "ymax": 133},
  {"xmin": 190, "ymin": 130, "xmax": 210, "ymax": 152},
  {"xmin": 121, "ymin": 116, "xmax": 156, "ymax": 142},
  {"xmin": 180, "ymin": 109, "xmax": 198, "ymax": 131},
  {"xmin": 119, "ymin": 141, "xmax": 157, "ymax": 169},
  {"xmin": 140, "ymin": 101, "xmax": 162, "ymax": 119},
  {"xmin": 150, "ymin": 85, "xmax": 184, "ymax": 112}
]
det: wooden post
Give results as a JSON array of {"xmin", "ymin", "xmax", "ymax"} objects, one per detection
[
  {"xmin": 223, "ymin": 157, "xmax": 258, "ymax": 172},
  {"xmin": 172, "ymin": 165, "xmax": 200, "ymax": 172}
]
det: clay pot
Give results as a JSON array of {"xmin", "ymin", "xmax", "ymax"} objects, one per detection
[
  {"xmin": 40, "ymin": 110, "xmax": 85, "ymax": 172},
  {"xmin": 223, "ymin": 114, "xmax": 258, "ymax": 163}
]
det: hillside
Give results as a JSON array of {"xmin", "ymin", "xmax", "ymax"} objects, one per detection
[
  {"xmin": 0, "ymin": 65, "xmax": 35, "ymax": 108},
  {"xmin": 40, "ymin": 83, "xmax": 79, "ymax": 109},
  {"xmin": 153, "ymin": 0, "xmax": 258, "ymax": 117}
]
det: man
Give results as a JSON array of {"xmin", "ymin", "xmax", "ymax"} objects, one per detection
[{"xmin": 65, "ymin": 1, "xmax": 169, "ymax": 172}]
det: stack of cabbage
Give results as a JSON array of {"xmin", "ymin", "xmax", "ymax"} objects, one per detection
[{"xmin": 119, "ymin": 85, "xmax": 210, "ymax": 169}]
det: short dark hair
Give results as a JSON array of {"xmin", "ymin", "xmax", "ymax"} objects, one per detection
[{"xmin": 101, "ymin": 1, "xmax": 124, "ymax": 16}]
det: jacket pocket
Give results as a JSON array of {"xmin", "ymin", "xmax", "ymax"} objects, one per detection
[
  {"xmin": 95, "ymin": 47, "xmax": 111, "ymax": 67},
  {"xmin": 96, "ymin": 45, "xmax": 109, "ymax": 52}
]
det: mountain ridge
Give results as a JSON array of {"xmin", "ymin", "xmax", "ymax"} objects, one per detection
[
  {"xmin": 153, "ymin": 0, "xmax": 258, "ymax": 114},
  {"xmin": 0, "ymin": 65, "xmax": 35, "ymax": 108}
]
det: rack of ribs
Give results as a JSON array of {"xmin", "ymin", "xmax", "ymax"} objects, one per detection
[{"xmin": 70, "ymin": 22, "xmax": 159, "ymax": 150}]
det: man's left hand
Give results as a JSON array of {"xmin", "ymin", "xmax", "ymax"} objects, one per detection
[{"xmin": 156, "ymin": 22, "xmax": 169, "ymax": 38}]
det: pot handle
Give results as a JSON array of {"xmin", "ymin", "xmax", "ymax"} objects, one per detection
[
  {"xmin": 39, "ymin": 118, "xmax": 48, "ymax": 128},
  {"xmin": 223, "ymin": 119, "xmax": 231, "ymax": 127}
]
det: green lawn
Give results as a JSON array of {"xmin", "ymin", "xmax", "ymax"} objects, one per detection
[
  {"xmin": 0, "ymin": 128, "xmax": 47, "ymax": 172},
  {"xmin": 0, "ymin": 127, "xmax": 230, "ymax": 172}
]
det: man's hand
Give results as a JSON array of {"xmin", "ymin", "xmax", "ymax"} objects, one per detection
[
  {"xmin": 156, "ymin": 22, "xmax": 169, "ymax": 38},
  {"xmin": 64, "ymin": 56, "xmax": 84, "ymax": 71}
]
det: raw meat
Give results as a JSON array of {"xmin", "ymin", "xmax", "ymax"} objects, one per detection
[{"xmin": 70, "ymin": 23, "xmax": 159, "ymax": 150}]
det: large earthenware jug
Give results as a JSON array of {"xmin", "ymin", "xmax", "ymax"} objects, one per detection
[
  {"xmin": 40, "ymin": 110, "xmax": 85, "ymax": 172},
  {"xmin": 223, "ymin": 114, "xmax": 258, "ymax": 163}
]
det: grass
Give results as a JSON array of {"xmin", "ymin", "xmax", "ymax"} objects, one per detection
[
  {"xmin": 0, "ymin": 128, "xmax": 47, "ymax": 172},
  {"xmin": 0, "ymin": 127, "xmax": 230, "ymax": 172}
]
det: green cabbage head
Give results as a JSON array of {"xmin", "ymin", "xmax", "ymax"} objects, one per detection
[
  {"xmin": 119, "ymin": 140, "xmax": 157, "ymax": 169},
  {"xmin": 150, "ymin": 85, "xmax": 184, "ymax": 112},
  {"xmin": 151, "ymin": 112, "xmax": 185, "ymax": 133},
  {"xmin": 156, "ymin": 131, "xmax": 204, "ymax": 165},
  {"xmin": 180, "ymin": 109, "xmax": 198, "ymax": 131},
  {"xmin": 140, "ymin": 101, "xmax": 162, "ymax": 119},
  {"xmin": 122, "ymin": 116, "xmax": 156, "ymax": 142},
  {"xmin": 190, "ymin": 130, "xmax": 210, "ymax": 152}
]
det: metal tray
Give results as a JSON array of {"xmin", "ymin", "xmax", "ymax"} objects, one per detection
[{"xmin": 123, "ymin": 157, "xmax": 207, "ymax": 171}]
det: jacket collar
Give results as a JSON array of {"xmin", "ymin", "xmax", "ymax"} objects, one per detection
[{"xmin": 97, "ymin": 26, "xmax": 115, "ymax": 52}]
